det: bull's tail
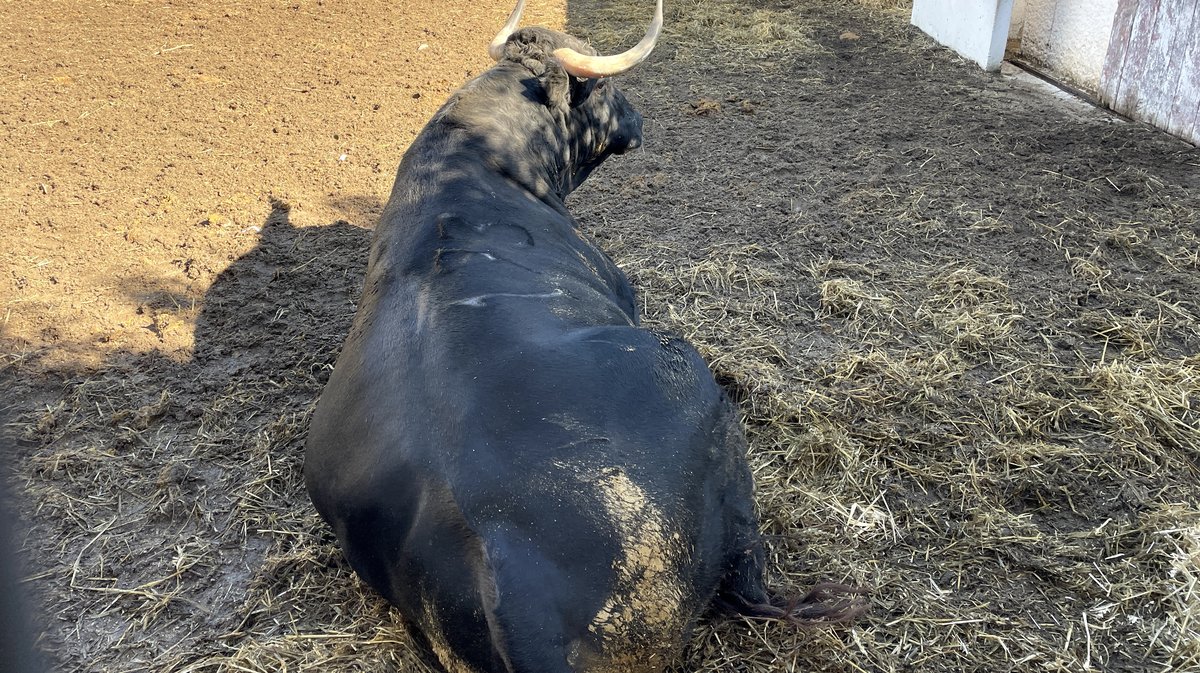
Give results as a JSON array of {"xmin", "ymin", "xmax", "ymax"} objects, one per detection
[
  {"xmin": 715, "ymin": 582, "xmax": 870, "ymax": 625},
  {"xmin": 714, "ymin": 531, "xmax": 870, "ymax": 625}
]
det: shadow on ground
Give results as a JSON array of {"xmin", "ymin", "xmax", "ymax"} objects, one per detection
[{"xmin": 2, "ymin": 201, "xmax": 380, "ymax": 671}]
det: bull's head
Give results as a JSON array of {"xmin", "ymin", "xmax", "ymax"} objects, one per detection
[
  {"xmin": 489, "ymin": 0, "xmax": 663, "ymax": 78},
  {"xmin": 486, "ymin": 0, "xmax": 662, "ymax": 193}
]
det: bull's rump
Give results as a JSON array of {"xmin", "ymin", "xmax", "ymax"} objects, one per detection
[{"xmin": 305, "ymin": 321, "xmax": 750, "ymax": 671}]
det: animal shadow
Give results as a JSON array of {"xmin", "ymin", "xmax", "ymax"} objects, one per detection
[{"xmin": 191, "ymin": 199, "xmax": 370, "ymax": 395}]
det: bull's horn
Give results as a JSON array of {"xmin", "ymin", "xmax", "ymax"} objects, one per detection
[
  {"xmin": 489, "ymin": 0, "xmax": 526, "ymax": 61},
  {"xmin": 553, "ymin": 0, "xmax": 663, "ymax": 78}
]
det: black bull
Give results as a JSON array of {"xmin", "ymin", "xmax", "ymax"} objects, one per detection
[{"xmin": 304, "ymin": 22, "xmax": 864, "ymax": 673}]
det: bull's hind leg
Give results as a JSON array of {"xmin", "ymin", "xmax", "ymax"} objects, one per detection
[
  {"xmin": 713, "ymin": 510, "xmax": 776, "ymax": 616},
  {"xmin": 711, "ymin": 415, "xmax": 777, "ymax": 615}
]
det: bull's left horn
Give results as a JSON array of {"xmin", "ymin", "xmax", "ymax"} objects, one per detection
[
  {"xmin": 553, "ymin": 0, "xmax": 663, "ymax": 78},
  {"xmin": 489, "ymin": 0, "xmax": 527, "ymax": 61}
]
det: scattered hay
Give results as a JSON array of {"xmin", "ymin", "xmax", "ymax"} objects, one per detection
[
  {"xmin": 818, "ymin": 278, "xmax": 894, "ymax": 321},
  {"xmin": 579, "ymin": 0, "xmax": 827, "ymax": 63},
  {"xmin": 1075, "ymin": 309, "xmax": 1165, "ymax": 357},
  {"xmin": 1153, "ymin": 510, "xmax": 1200, "ymax": 670},
  {"xmin": 917, "ymin": 266, "xmax": 1022, "ymax": 352},
  {"xmin": 855, "ymin": 0, "xmax": 913, "ymax": 13},
  {"xmin": 603, "ymin": 212, "xmax": 1199, "ymax": 673},
  {"xmin": 1070, "ymin": 257, "xmax": 1111, "ymax": 289},
  {"xmin": 1080, "ymin": 358, "xmax": 1200, "ymax": 455},
  {"xmin": 1100, "ymin": 222, "xmax": 1147, "ymax": 251}
]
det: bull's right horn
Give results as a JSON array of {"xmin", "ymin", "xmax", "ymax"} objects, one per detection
[
  {"xmin": 489, "ymin": 0, "xmax": 526, "ymax": 61},
  {"xmin": 553, "ymin": 0, "xmax": 663, "ymax": 78}
]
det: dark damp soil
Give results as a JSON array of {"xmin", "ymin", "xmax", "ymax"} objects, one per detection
[{"xmin": 3, "ymin": 1, "xmax": 1199, "ymax": 672}]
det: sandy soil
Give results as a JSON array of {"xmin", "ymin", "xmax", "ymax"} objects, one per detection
[
  {"xmin": 3, "ymin": 1, "xmax": 1199, "ymax": 672},
  {"xmin": 2, "ymin": 0, "xmax": 562, "ymax": 369}
]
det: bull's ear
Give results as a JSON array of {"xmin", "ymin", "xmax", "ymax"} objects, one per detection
[
  {"xmin": 569, "ymin": 76, "xmax": 597, "ymax": 108},
  {"xmin": 542, "ymin": 67, "xmax": 571, "ymax": 110}
]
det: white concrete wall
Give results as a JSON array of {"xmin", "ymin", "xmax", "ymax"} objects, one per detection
[
  {"xmin": 1009, "ymin": 0, "xmax": 1119, "ymax": 93},
  {"xmin": 912, "ymin": 0, "xmax": 1015, "ymax": 71}
]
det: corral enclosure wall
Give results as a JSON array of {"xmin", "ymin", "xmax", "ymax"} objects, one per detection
[
  {"xmin": 917, "ymin": 0, "xmax": 1199, "ymax": 145},
  {"xmin": 1099, "ymin": 0, "xmax": 1200, "ymax": 146},
  {"xmin": 1009, "ymin": 0, "xmax": 1119, "ymax": 91}
]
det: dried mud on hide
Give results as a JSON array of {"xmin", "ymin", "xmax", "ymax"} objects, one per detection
[{"xmin": 4, "ymin": 0, "xmax": 1200, "ymax": 672}]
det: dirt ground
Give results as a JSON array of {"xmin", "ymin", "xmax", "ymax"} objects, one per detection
[{"xmin": 3, "ymin": 1, "xmax": 1199, "ymax": 672}]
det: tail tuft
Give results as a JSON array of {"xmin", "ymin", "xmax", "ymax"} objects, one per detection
[{"xmin": 716, "ymin": 582, "xmax": 870, "ymax": 626}]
